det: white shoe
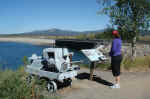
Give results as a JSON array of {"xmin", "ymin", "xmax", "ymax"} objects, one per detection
[
  {"xmin": 110, "ymin": 85, "xmax": 116, "ymax": 89},
  {"xmin": 110, "ymin": 84, "xmax": 120, "ymax": 89},
  {"xmin": 115, "ymin": 84, "xmax": 120, "ymax": 88}
]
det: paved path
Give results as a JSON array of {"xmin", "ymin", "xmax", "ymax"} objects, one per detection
[{"xmin": 58, "ymin": 68, "xmax": 150, "ymax": 99}]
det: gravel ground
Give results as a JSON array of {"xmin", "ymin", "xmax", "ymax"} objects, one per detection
[{"xmin": 57, "ymin": 68, "xmax": 150, "ymax": 99}]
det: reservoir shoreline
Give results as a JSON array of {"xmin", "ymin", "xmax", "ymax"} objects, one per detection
[{"xmin": 0, "ymin": 37, "xmax": 55, "ymax": 46}]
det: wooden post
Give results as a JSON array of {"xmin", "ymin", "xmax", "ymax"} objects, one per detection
[
  {"xmin": 69, "ymin": 53, "xmax": 72, "ymax": 66},
  {"xmin": 90, "ymin": 62, "xmax": 95, "ymax": 80}
]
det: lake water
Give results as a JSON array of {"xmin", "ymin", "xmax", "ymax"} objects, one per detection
[{"xmin": 0, "ymin": 42, "xmax": 88, "ymax": 70}]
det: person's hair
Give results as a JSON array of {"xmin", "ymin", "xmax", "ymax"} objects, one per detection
[{"xmin": 114, "ymin": 33, "xmax": 120, "ymax": 38}]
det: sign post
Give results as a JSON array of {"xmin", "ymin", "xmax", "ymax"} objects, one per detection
[
  {"xmin": 81, "ymin": 49, "xmax": 107, "ymax": 81},
  {"xmin": 90, "ymin": 62, "xmax": 95, "ymax": 80}
]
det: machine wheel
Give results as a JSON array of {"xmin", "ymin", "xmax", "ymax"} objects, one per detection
[
  {"xmin": 47, "ymin": 81, "xmax": 57, "ymax": 92},
  {"xmin": 68, "ymin": 78, "xmax": 72, "ymax": 87},
  {"xmin": 26, "ymin": 75, "xmax": 33, "ymax": 84}
]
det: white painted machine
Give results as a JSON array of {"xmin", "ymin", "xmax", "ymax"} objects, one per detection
[{"xmin": 25, "ymin": 48, "xmax": 80, "ymax": 92}]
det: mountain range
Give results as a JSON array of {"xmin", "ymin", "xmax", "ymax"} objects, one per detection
[
  {"xmin": 10, "ymin": 28, "xmax": 104, "ymax": 36},
  {"xmin": 2, "ymin": 28, "xmax": 150, "ymax": 36}
]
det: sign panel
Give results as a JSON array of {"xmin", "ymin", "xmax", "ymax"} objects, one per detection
[
  {"xmin": 82, "ymin": 49, "xmax": 100, "ymax": 62},
  {"xmin": 81, "ymin": 49, "xmax": 107, "ymax": 62}
]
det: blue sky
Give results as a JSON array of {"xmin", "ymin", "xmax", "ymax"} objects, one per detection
[{"xmin": 0, "ymin": 0, "xmax": 110, "ymax": 34}]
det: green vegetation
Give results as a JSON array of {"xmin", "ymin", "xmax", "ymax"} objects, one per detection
[
  {"xmin": 46, "ymin": 33, "xmax": 101, "ymax": 40},
  {"xmin": 73, "ymin": 27, "xmax": 114, "ymax": 40},
  {"xmin": 0, "ymin": 68, "xmax": 32, "ymax": 99},
  {"xmin": 98, "ymin": 0, "xmax": 150, "ymax": 58},
  {"xmin": 0, "ymin": 66, "xmax": 60, "ymax": 99},
  {"xmin": 94, "ymin": 55, "xmax": 150, "ymax": 71},
  {"xmin": 22, "ymin": 56, "xmax": 28, "ymax": 66}
]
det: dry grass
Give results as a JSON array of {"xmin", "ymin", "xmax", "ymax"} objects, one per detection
[
  {"xmin": 121, "ymin": 55, "xmax": 150, "ymax": 71},
  {"xmin": 139, "ymin": 36, "xmax": 150, "ymax": 41},
  {"xmin": 94, "ymin": 55, "xmax": 150, "ymax": 72}
]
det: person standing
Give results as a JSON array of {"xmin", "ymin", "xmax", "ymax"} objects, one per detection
[{"xmin": 109, "ymin": 30, "xmax": 122, "ymax": 89}]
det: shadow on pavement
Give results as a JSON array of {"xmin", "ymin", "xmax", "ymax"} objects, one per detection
[{"xmin": 76, "ymin": 72, "xmax": 113, "ymax": 86}]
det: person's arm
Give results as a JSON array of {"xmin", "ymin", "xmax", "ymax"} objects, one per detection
[
  {"xmin": 119, "ymin": 40, "xmax": 122, "ymax": 54},
  {"xmin": 109, "ymin": 40, "xmax": 118, "ymax": 56}
]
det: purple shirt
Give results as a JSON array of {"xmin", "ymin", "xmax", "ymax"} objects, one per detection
[{"xmin": 109, "ymin": 38, "xmax": 122, "ymax": 56}]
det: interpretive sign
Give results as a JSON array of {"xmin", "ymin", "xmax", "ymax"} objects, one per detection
[{"xmin": 81, "ymin": 49, "xmax": 106, "ymax": 62}]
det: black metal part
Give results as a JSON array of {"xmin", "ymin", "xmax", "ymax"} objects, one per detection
[{"xmin": 55, "ymin": 39, "xmax": 98, "ymax": 50}]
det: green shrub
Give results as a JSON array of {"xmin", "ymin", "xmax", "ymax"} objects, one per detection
[
  {"xmin": 22, "ymin": 56, "xmax": 28, "ymax": 66},
  {"xmin": 0, "ymin": 68, "xmax": 31, "ymax": 99},
  {"xmin": 0, "ymin": 67, "xmax": 59, "ymax": 99}
]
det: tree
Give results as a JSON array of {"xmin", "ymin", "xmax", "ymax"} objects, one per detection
[{"xmin": 97, "ymin": 0, "xmax": 150, "ymax": 58}]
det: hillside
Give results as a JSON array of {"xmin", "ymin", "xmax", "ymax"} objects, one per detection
[
  {"xmin": 1, "ymin": 28, "xmax": 104, "ymax": 36},
  {"xmin": 15, "ymin": 29, "xmax": 150, "ymax": 36}
]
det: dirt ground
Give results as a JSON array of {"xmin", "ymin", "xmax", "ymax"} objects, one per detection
[{"xmin": 57, "ymin": 68, "xmax": 150, "ymax": 99}]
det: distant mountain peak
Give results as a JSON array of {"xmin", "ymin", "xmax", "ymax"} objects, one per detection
[
  {"xmin": 9, "ymin": 28, "xmax": 104, "ymax": 36},
  {"xmin": 47, "ymin": 28, "xmax": 60, "ymax": 32}
]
